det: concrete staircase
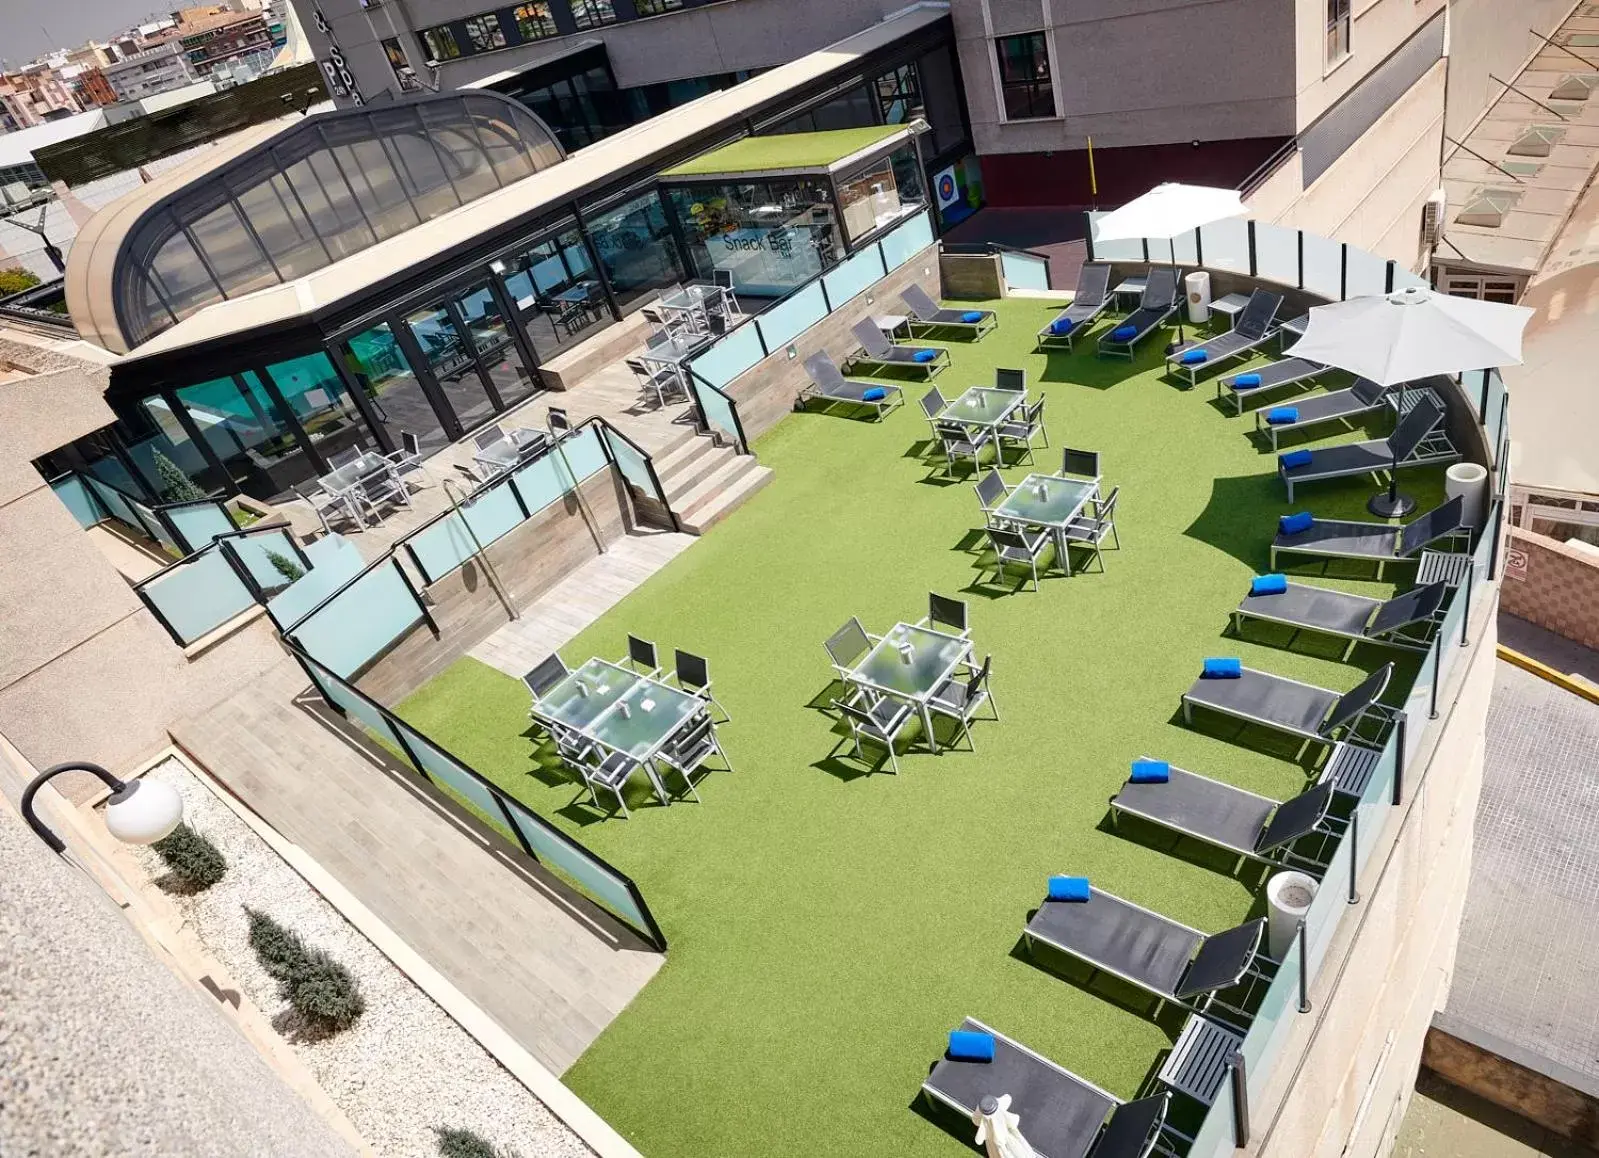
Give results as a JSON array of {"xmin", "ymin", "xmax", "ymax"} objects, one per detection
[{"xmin": 648, "ymin": 427, "xmax": 772, "ymax": 534}]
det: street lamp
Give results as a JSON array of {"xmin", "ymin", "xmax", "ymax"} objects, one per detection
[{"xmin": 20, "ymin": 762, "xmax": 183, "ymax": 854}]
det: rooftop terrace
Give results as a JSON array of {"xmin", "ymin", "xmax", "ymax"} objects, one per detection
[{"xmin": 385, "ymin": 294, "xmax": 1457, "ymax": 1156}]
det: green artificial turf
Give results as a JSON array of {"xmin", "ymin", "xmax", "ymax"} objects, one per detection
[
  {"xmin": 397, "ymin": 298, "xmax": 1444, "ymax": 1158},
  {"xmin": 660, "ymin": 125, "xmax": 908, "ymax": 176}
]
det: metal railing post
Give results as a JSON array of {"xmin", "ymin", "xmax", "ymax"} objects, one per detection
[
  {"xmin": 1392, "ymin": 717, "xmax": 1405, "ymax": 806},
  {"xmin": 1297, "ymin": 919, "xmax": 1311, "ymax": 1012},
  {"xmin": 1430, "ymin": 635, "xmax": 1441, "ymax": 719},
  {"xmin": 1461, "ymin": 561, "xmax": 1473, "ymax": 647},
  {"xmin": 1347, "ymin": 811, "xmax": 1361, "ymax": 904},
  {"xmin": 1230, "ymin": 1052, "xmax": 1250, "ymax": 1146},
  {"xmin": 440, "ymin": 477, "xmax": 520, "ymax": 619}
]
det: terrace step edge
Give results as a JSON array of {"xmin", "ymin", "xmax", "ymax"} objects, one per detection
[{"xmin": 678, "ymin": 462, "xmax": 773, "ymax": 534}]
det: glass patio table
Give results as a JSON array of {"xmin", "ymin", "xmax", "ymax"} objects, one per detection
[
  {"xmin": 993, "ymin": 473, "xmax": 1100, "ymax": 576},
  {"xmin": 846, "ymin": 622, "xmax": 972, "ymax": 755},
  {"xmin": 937, "ymin": 386, "xmax": 1024, "ymax": 431},
  {"xmin": 535, "ymin": 658, "xmax": 642, "ymax": 734}
]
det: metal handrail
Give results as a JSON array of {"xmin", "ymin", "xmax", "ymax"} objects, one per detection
[{"xmin": 441, "ymin": 474, "xmax": 520, "ymax": 620}]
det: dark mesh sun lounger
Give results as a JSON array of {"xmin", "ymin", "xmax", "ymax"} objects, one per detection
[
  {"xmin": 902, "ymin": 283, "xmax": 998, "ymax": 339},
  {"xmin": 1181, "ymin": 663, "xmax": 1394, "ymax": 756},
  {"xmin": 1165, "ymin": 290, "xmax": 1283, "ymax": 386},
  {"xmin": 1280, "ymin": 394, "xmax": 1457, "ymax": 502},
  {"xmin": 848, "ymin": 318, "xmax": 949, "ymax": 378},
  {"xmin": 1097, "ymin": 268, "xmax": 1181, "ymax": 360},
  {"xmin": 1234, "ymin": 580, "xmax": 1447, "ymax": 655},
  {"xmin": 1269, "ymin": 496, "xmax": 1467, "ymax": 578},
  {"xmin": 1218, "ymin": 358, "xmax": 1324, "ymax": 415},
  {"xmin": 1255, "ymin": 377, "xmax": 1390, "ymax": 449},
  {"xmin": 1024, "ymin": 884, "xmax": 1265, "ymax": 1007},
  {"xmin": 923, "ymin": 1019, "xmax": 1170, "ymax": 1158},
  {"xmin": 1037, "ymin": 263, "xmax": 1113, "ymax": 350},
  {"xmin": 799, "ymin": 353, "xmax": 903, "ymax": 420},
  {"xmin": 1111, "ymin": 764, "xmax": 1339, "ymax": 874}
]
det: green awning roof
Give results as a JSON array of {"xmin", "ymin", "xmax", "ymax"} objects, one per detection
[{"xmin": 660, "ymin": 125, "xmax": 908, "ymax": 178}]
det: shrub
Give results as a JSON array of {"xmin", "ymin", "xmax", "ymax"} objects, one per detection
[
  {"xmin": 434, "ymin": 1127, "xmax": 517, "ymax": 1158},
  {"xmin": 246, "ymin": 907, "xmax": 308, "ymax": 982},
  {"xmin": 151, "ymin": 823, "xmax": 226, "ymax": 890},
  {"xmin": 0, "ymin": 267, "xmax": 40, "ymax": 297},
  {"xmin": 264, "ymin": 548, "xmax": 305, "ymax": 584},
  {"xmin": 245, "ymin": 908, "xmax": 366, "ymax": 1033},
  {"xmin": 152, "ymin": 450, "xmax": 206, "ymax": 502}
]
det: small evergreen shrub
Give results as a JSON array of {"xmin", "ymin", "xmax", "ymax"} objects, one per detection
[
  {"xmin": 434, "ymin": 1127, "xmax": 517, "ymax": 1158},
  {"xmin": 245, "ymin": 908, "xmax": 365, "ymax": 1033},
  {"xmin": 152, "ymin": 450, "xmax": 206, "ymax": 502},
  {"xmin": 264, "ymin": 548, "xmax": 306, "ymax": 584},
  {"xmin": 151, "ymin": 823, "xmax": 226, "ymax": 891}
]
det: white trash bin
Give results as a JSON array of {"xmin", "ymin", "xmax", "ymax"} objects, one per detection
[
  {"xmin": 1266, "ymin": 870, "xmax": 1318, "ymax": 962},
  {"xmin": 1185, "ymin": 270, "xmax": 1212, "ymax": 325},
  {"xmin": 1446, "ymin": 462, "xmax": 1489, "ymax": 530}
]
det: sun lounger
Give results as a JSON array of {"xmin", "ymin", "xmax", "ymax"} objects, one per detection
[
  {"xmin": 1218, "ymin": 358, "xmax": 1324, "ymax": 415},
  {"xmin": 1181, "ymin": 662, "xmax": 1394, "ymax": 758},
  {"xmin": 798, "ymin": 352, "xmax": 903, "ymax": 420},
  {"xmin": 1254, "ymin": 378, "xmax": 1393, "ymax": 449},
  {"xmin": 901, "ymin": 283, "xmax": 998, "ymax": 340},
  {"xmin": 1270, "ymin": 497, "xmax": 1467, "ymax": 578},
  {"xmin": 847, "ymin": 318, "xmax": 949, "ymax": 378},
  {"xmin": 1164, "ymin": 290, "xmax": 1283, "ymax": 386},
  {"xmin": 922, "ymin": 1018, "xmax": 1172, "ymax": 1158},
  {"xmin": 1233, "ymin": 580, "xmax": 1448, "ymax": 656},
  {"xmin": 1097, "ymin": 268, "xmax": 1181, "ymax": 360},
  {"xmin": 1037, "ymin": 263, "xmax": 1113, "ymax": 351},
  {"xmin": 1279, "ymin": 394, "xmax": 1457, "ymax": 502},
  {"xmin": 1023, "ymin": 883, "xmax": 1266, "ymax": 1019}
]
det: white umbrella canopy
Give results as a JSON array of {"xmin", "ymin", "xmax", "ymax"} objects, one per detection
[
  {"xmin": 1091, "ymin": 182, "xmax": 1247, "ymax": 243},
  {"xmin": 972, "ymin": 1094, "xmax": 1037, "ymax": 1158},
  {"xmin": 1285, "ymin": 286, "xmax": 1534, "ymax": 388}
]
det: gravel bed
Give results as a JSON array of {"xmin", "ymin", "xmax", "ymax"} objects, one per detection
[{"xmin": 128, "ymin": 757, "xmax": 596, "ymax": 1158}]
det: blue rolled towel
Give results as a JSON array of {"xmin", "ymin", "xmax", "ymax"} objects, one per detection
[
  {"xmin": 948, "ymin": 1030, "xmax": 995, "ymax": 1061},
  {"xmin": 912, "ymin": 349, "xmax": 937, "ymax": 363},
  {"xmin": 1251, "ymin": 573, "xmax": 1289, "ymax": 596},
  {"xmin": 861, "ymin": 386, "xmax": 886, "ymax": 402},
  {"xmin": 1111, "ymin": 324, "xmax": 1138, "ymax": 341},
  {"xmin": 1279, "ymin": 510, "xmax": 1314, "ymax": 534},
  {"xmin": 1202, "ymin": 657, "xmax": 1242, "ymax": 679},
  {"xmin": 1050, "ymin": 317, "xmax": 1074, "ymax": 335},
  {"xmin": 1180, "ymin": 349, "xmax": 1208, "ymax": 365},
  {"xmin": 1280, "ymin": 449, "xmax": 1313, "ymax": 469},
  {"xmin": 1234, "ymin": 372, "xmax": 1263, "ymax": 389},
  {"xmin": 1266, "ymin": 406, "xmax": 1298, "ymax": 425},
  {"xmin": 1047, "ymin": 875, "xmax": 1091, "ymax": 902},
  {"xmin": 1130, "ymin": 759, "xmax": 1170, "ymax": 784},
  {"xmin": 962, "ymin": 310, "xmax": 984, "ymax": 323}
]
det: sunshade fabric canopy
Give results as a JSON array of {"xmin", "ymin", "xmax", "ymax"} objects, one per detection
[
  {"xmin": 1286, "ymin": 287, "xmax": 1534, "ymax": 387},
  {"xmin": 1091, "ymin": 182, "xmax": 1247, "ymax": 242}
]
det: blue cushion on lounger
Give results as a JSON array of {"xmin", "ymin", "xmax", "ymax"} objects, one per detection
[
  {"xmin": 1202, "ymin": 657, "xmax": 1242, "ymax": 679},
  {"xmin": 1251, "ymin": 573, "xmax": 1289, "ymax": 596},
  {"xmin": 1180, "ymin": 349, "xmax": 1208, "ymax": 365},
  {"xmin": 861, "ymin": 386, "xmax": 887, "ymax": 402},
  {"xmin": 1047, "ymin": 875, "xmax": 1091, "ymax": 902},
  {"xmin": 1280, "ymin": 510, "xmax": 1315, "ymax": 535},
  {"xmin": 1280, "ymin": 449, "xmax": 1313, "ymax": 469},
  {"xmin": 1049, "ymin": 317, "xmax": 1074, "ymax": 335},
  {"xmin": 1234, "ymin": 372, "xmax": 1263, "ymax": 389},
  {"xmin": 912, "ymin": 349, "xmax": 937, "ymax": 363},
  {"xmin": 1111, "ymin": 324, "xmax": 1138, "ymax": 341},
  {"xmin": 948, "ymin": 1030, "xmax": 995, "ymax": 1061},
  {"xmin": 1266, "ymin": 407, "xmax": 1298, "ymax": 424},
  {"xmin": 962, "ymin": 310, "xmax": 984, "ymax": 323},
  {"xmin": 1130, "ymin": 759, "xmax": 1170, "ymax": 784}
]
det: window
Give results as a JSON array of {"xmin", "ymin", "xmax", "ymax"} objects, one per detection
[
  {"xmin": 581, "ymin": 190, "xmax": 686, "ymax": 312},
  {"xmin": 1326, "ymin": 0, "xmax": 1351, "ymax": 66},
  {"xmin": 568, "ymin": 0, "xmax": 618, "ymax": 29},
  {"xmin": 512, "ymin": 3, "xmax": 557, "ymax": 40},
  {"xmin": 419, "ymin": 25, "xmax": 460, "ymax": 62},
  {"xmin": 464, "ymin": 14, "xmax": 507, "ymax": 52},
  {"xmin": 875, "ymin": 63, "xmax": 921, "ymax": 125},
  {"xmin": 634, "ymin": 0, "xmax": 685, "ymax": 14},
  {"xmin": 995, "ymin": 33, "xmax": 1055, "ymax": 120},
  {"xmin": 382, "ymin": 37, "xmax": 421, "ymax": 92}
]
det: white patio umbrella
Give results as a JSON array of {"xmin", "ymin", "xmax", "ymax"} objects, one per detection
[
  {"xmin": 1091, "ymin": 183, "xmax": 1248, "ymax": 345},
  {"xmin": 1284, "ymin": 286, "xmax": 1534, "ymax": 515},
  {"xmin": 972, "ymin": 1094, "xmax": 1037, "ymax": 1158}
]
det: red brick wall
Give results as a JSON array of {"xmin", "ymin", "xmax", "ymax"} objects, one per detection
[{"xmin": 1499, "ymin": 528, "xmax": 1599, "ymax": 652}]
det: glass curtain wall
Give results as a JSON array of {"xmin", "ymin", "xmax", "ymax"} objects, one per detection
[
  {"xmin": 457, "ymin": 281, "xmax": 539, "ymax": 410},
  {"xmin": 581, "ymin": 189, "xmax": 687, "ymax": 312},
  {"xmin": 264, "ymin": 352, "xmax": 383, "ymax": 466},
  {"xmin": 404, "ymin": 302, "xmax": 499, "ymax": 433},
  {"xmin": 341, "ymin": 322, "xmax": 447, "ymax": 455},
  {"xmin": 664, "ymin": 179, "xmax": 840, "ymax": 301},
  {"xmin": 837, "ymin": 142, "xmax": 926, "ymax": 244},
  {"xmin": 499, "ymin": 225, "xmax": 610, "ymax": 361}
]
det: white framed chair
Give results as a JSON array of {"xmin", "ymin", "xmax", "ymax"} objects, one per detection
[
  {"xmin": 293, "ymin": 482, "xmax": 357, "ymax": 536},
  {"xmin": 655, "ymin": 710, "xmax": 732, "ymax": 802},
  {"xmin": 832, "ymin": 690, "xmax": 915, "ymax": 775},
  {"xmin": 384, "ymin": 431, "xmax": 429, "ymax": 489}
]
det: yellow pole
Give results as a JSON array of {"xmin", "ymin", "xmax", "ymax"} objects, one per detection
[{"xmin": 1087, "ymin": 135, "xmax": 1098, "ymax": 203}]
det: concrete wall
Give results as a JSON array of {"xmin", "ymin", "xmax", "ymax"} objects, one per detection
[
  {"xmin": 1445, "ymin": 0, "xmax": 1578, "ymax": 140},
  {"xmin": 716, "ymin": 241, "xmax": 940, "ymax": 441},
  {"xmin": 1293, "ymin": 0, "xmax": 1444, "ymax": 130},
  {"xmin": 1423, "ymin": 1017, "xmax": 1599, "ymax": 1149},
  {"xmin": 1498, "ymin": 527, "xmax": 1599, "ymax": 652},
  {"xmin": 356, "ymin": 467, "xmax": 630, "ymax": 706}
]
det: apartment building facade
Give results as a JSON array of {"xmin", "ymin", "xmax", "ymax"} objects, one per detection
[{"xmin": 103, "ymin": 42, "xmax": 203, "ymax": 103}]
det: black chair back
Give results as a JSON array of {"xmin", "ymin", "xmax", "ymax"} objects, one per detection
[
  {"xmin": 974, "ymin": 469, "xmax": 1007, "ymax": 509},
  {"xmin": 1095, "ymin": 486, "xmax": 1121, "ymax": 523},
  {"xmin": 402, "ymin": 431, "xmax": 421, "ymax": 457},
  {"xmin": 1026, "ymin": 397, "xmax": 1046, "ymax": 425},
  {"xmin": 1075, "ymin": 262, "xmax": 1112, "ymax": 306},
  {"xmin": 547, "ymin": 406, "xmax": 571, "ymax": 435},
  {"xmin": 627, "ymin": 634, "xmax": 658, "ymax": 671},
  {"xmin": 919, "ymin": 387, "xmax": 947, "ymax": 419},
  {"xmin": 522, "ymin": 653, "xmax": 569, "ymax": 699},
  {"xmin": 473, "ymin": 425, "xmax": 507, "ymax": 451},
  {"xmin": 713, "ymin": 269, "xmax": 735, "ymax": 289},
  {"xmin": 988, "ymin": 526, "xmax": 1032, "ymax": 553},
  {"xmin": 929, "ymin": 593, "xmax": 968, "ymax": 634},
  {"xmin": 995, "ymin": 367, "xmax": 1027, "ymax": 392},
  {"xmin": 674, "ymin": 648, "xmax": 709, "ymax": 691},
  {"xmin": 1234, "ymin": 290, "xmax": 1284, "ymax": 339},
  {"xmin": 1062, "ymin": 447, "xmax": 1100, "ymax": 478},
  {"xmin": 825, "ymin": 618, "xmax": 872, "ymax": 668},
  {"xmin": 966, "ymin": 654, "xmax": 992, "ymax": 696},
  {"xmin": 708, "ymin": 313, "xmax": 728, "ymax": 337}
]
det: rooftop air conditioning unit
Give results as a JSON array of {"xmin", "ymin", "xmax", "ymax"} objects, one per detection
[{"xmin": 1421, "ymin": 188, "xmax": 1447, "ymax": 249}]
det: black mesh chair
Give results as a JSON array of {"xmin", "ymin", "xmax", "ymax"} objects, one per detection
[
  {"xmin": 673, "ymin": 648, "xmax": 730, "ymax": 721},
  {"xmin": 995, "ymin": 367, "xmax": 1027, "ymax": 392},
  {"xmin": 625, "ymin": 634, "xmax": 659, "ymax": 674},
  {"xmin": 986, "ymin": 526, "xmax": 1051, "ymax": 590},
  {"xmin": 522, "ymin": 653, "xmax": 570, "ymax": 701},
  {"xmin": 925, "ymin": 592, "xmax": 970, "ymax": 636},
  {"xmin": 1061, "ymin": 447, "xmax": 1101, "ymax": 481},
  {"xmin": 472, "ymin": 424, "xmax": 508, "ymax": 451}
]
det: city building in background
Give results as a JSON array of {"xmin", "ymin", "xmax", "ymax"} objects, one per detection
[{"xmin": 103, "ymin": 42, "xmax": 202, "ymax": 104}]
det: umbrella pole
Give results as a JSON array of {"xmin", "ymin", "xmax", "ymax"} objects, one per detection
[
  {"xmin": 1173, "ymin": 236, "xmax": 1185, "ymax": 346},
  {"xmin": 1366, "ymin": 447, "xmax": 1416, "ymax": 518}
]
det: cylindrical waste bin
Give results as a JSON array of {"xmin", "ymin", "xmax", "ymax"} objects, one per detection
[
  {"xmin": 1446, "ymin": 462, "xmax": 1489, "ymax": 529},
  {"xmin": 1185, "ymin": 270, "xmax": 1212, "ymax": 325},
  {"xmin": 1266, "ymin": 870, "xmax": 1318, "ymax": 962}
]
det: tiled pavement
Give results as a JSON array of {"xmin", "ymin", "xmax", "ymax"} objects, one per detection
[{"xmin": 1446, "ymin": 654, "xmax": 1599, "ymax": 1083}]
